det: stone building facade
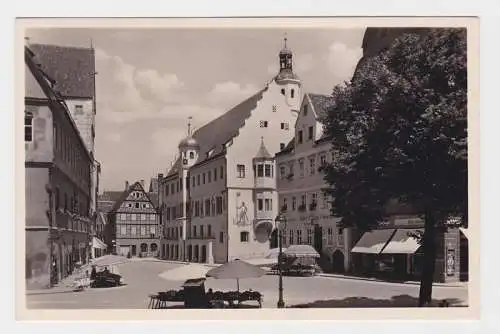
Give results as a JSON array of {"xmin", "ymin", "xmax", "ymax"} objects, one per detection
[
  {"xmin": 159, "ymin": 38, "xmax": 301, "ymax": 264},
  {"xmin": 25, "ymin": 46, "xmax": 94, "ymax": 289},
  {"xmin": 276, "ymin": 93, "xmax": 353, "ymax": 273},
  {"xmin": 29, "ymin": 43, "xmax": 102, "ymax": 260}
]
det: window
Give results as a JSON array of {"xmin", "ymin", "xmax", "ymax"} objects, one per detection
[
  {"xmin": 280, "ymin": 89, "xmax": 285, "ymax": 96},
  {"xmin": 291, "ymin": 89, "xmax": 295, "ymax": 98},
  {"xmin": 197, "ymin": 175, "xmax": 200, "ymax": 186},
  {"xmin": 292, "ymin": 196, "xmax": 296, "ymax": 210},
  {"xmin": 180, "ymin": 178, "xmax": 183, "ymax": 189},
  {"xmin": 131, "ymin": 214, "xmax": 136, "ymax": 221},
  {"xmin": 307, "ymin": 229, "xmax": 313, "ymax": 244},
  {"xmin": 141, "ymin": 226, "xmax": 146, "ymax": 236},
  {"xmin": 131, "ymin": 226, "xmax": 137, "ymax": 236},
  {"xmin": 170, "ymin": 183, "xmax": 175, "ymax": 194},
  {"xmin": 203, "ymin": 173, "xmax": 206, "ymax": 184},
  {"xmin": 208, "ymin": 224, "xmax": 212, "ymax": 237},
  {"xmin": 259, "ymin": 120, "xmax": 268, "ymax": 128},
  {"xmin": 200, "ymin": 225, "xmax": 204, "ymax": 237},
  {"xmin": 216, "ymin": 196, "xmax": 223, "ymax": 214},
  {"xmin": 186, "ymin": 177, "xmax": 190, "ymax": 189},
  {"xmin": 322, "ymin": 192, "xmax": 329, "ymax": 209},
  {"xmin": 237, "ymin": 164, "xmax": 245, "ymax": 178},
  {"xmin": 301, "ymin": 195, "xmax": 306, "ymax": 206},
  {"xmin": 320, "ymin": 154, "xmax": 327, "ymax": 166},
  {"xmin": 257, "ymin": 164, "xmax": 264, "ymax": 177},
  {"xmin": 135, "ymin": 203, "xmax": 139, "ymax": 209},
  {"xmin": 265, "ymin": 199, "xmax": 272, "ymax": 211},
  {"xmin": 240, "ymin": 231, "xmax": 249, "ymax": 242},
  {"xmin": 120, "ymin": 226, "xmax": 127, "ymax": 236},
  {"xmin": 219, "ymin": 231, "xmax": 224, "ymax": 243},
  {"xmin": 24, "ymin": 113, "xmax": 33, "ymax": 142},
  {"xmin": 309, "ymin": 157, "xmax": 316, "ymax": 175},
  {"xmin": 311, "ymin": 193, "xmax": 317, "ymax": 210},
  {"xmin": 193, "ymin": 226, "xmax": 197, "ymax": 237},
  {"xmin": 308, "ymin": 126, "xmax": 314, "ymax": 140},
  {"xmin": 289, "ymin": 229, "xmax": 294, "ymax": 245},
  {"xmin": 303, "ymin": 104, "xmax": 308, "ymax": 116},
  {"xmin": 280, "ymin": 122, "xmax": 289, "ymax": 130},
  {"xmin": 296, "ymin": 230, "xmax": 303, "ymax": 244},
  {"xmin": 150, "ymin": 226, "xmax": 156, "ymax": 236},
  {"xmin": 205, "ymin": 199, "xmax": 211, "ymax": 216},
  {"xmin": 264, "ymin": 164, "xmax": 272, "ymax": 177},
  {"xmin": 280, "ymin": 143, "xmax": 285, "ymax": 151},
  {"xmin": 208, "ymin": 171, "xmax": 211, "ymax": 183},
  {"xmin": 280, "ymin": 166, "xmax": 286, "ymax": 179},
  {"xmin": 74, "ymin": 105, "xmax": 84, "ymax": 115},
  {"xmin": 192, "ymin": 176, "xmax": 195, "ymax": 188},
  {"xmin": 214, "ymin": 168, "xmax": 217, "ymax": 181},
  {"xmin": 299, "ymin": 159, "xmax": 305, "ymax": 178},
  {"xmin": 141, "ymin": 214, "xmax": 146, "ymax": 221},
  {"xmin": 189, "ymin": 151, "xmax": 194, "ymax": 159},
  {"xmin": 327, "ymin": 227, "xmax": 333, "ymax": 244},
  {"xmin": 258, "ymin": 199, "xmax": 263, "ymax": 211},
  {"xmin": 220, "ymin": 166, "xmax": 224, "ymax": 179},
  {"xmin": 298, "ymin": 130, "xmax": 303, "ymax": 144},
  {"xmin": 282, "ymin": 198, "xmax": 288, "ymax": 211}
]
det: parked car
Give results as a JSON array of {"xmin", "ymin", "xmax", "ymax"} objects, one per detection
[{"xmin": 91, "ymin": 269, "xmax": 123, "ymax": 288}]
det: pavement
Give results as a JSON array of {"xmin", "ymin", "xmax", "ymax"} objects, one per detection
[{"xmin": 25, "ymin": 258, "xmax": 469, "ymax": 309}]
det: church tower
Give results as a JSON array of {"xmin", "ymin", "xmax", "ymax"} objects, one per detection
[{"xmin": 275, "ymin": 36, "xmax": 302, "ymax": 110}]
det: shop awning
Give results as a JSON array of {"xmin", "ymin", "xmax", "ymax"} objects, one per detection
[
  {"xmin": 351, "ymin": 229, "xmax": 396, "ymax": 254},
  {"xmin": 381, "ymin": 229, "xmax": 422, "ymax": 254},
  {"xmin": 92, "ymin": 237, "xmax": 108, "ymax": 250},
  {"xmin": 459, "ymin": 227, "xmax": 469, "ymax": 239}
]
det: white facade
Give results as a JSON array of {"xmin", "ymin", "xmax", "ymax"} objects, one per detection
[
  {"xmin": 159, "ymin": 40, "xmax": 302, "ymax": 263},
  {"xmin": 276, "ymin": 93, "xmax": 353, "ymax": 272}
]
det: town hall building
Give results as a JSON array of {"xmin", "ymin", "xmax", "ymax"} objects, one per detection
[{"xmin": 158, "ymin": 38, "xmax": 301, "ymax": 264}]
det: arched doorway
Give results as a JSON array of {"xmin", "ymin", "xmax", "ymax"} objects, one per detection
[
  {"xmin": 188, "ymin": 245, "xmax": 193, "ymax": 261},
  {"xmin": 331, "ymin": 250, "xmax": 345, "ymax": 273},
  {"xmin": 201, "ymin": 245, "xmax": 207, "ymax": 263},
  {"xmin": 270, "ymin": 229, "xmax": 278, "ymax": 249},
  {"xmin": 194, "ymin": 245, "xmax": 199, "ymax": 262},
  {"xmin": 150, "ymin": 243, "xmax": 158, "ymax": 256},
  {"xmin": 140, "ymin": 243, "xmax": 148, "ymax": 256}
]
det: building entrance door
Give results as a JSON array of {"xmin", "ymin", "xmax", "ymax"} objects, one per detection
[
  {"xmin": 313, "ymin": 225, "xmax": 323, "ymax": 253},
  {"xmin": 131, "ymin": 245, "xmax": 136, "ymax": 256},
  {"xmin": 270, "ymin": 230, "xmax": 278, "ymax": 249},
  {"xmin": 331, "ymin": 250, "xmax": 345, "ymax": 273},
  {"xmin": 201, "ymin": 245, "xmax": 207, "ymax": 263}
]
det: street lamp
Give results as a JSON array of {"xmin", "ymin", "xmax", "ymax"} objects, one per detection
[{"xmin": 275, "ymin": 212, "xmax": 287, "ymax": 308}]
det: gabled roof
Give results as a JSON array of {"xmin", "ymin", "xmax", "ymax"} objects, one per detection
[
  {"xmin": 307, "ymin": 93, "xmax": 336, "ymax": 121},
  {"xmin": 29, "ymin": 43, "xmax": 95, "ymax": 99},
  {"xmin": 109, "ymin": 181, "xmax": 159, "ymax": 213},
  {"xmin": 166, "ymin": 87, "xmax": 267, "ymax": 177}
]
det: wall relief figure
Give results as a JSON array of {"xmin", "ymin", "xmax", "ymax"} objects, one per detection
[{"xmin": 234, "ymin": 201, "xmax": 250, "ymax": 226}]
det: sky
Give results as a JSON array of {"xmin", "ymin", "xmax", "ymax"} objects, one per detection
[{"xmin": 27, "ymin": 27, "xmax": 365, "ymax": 192}]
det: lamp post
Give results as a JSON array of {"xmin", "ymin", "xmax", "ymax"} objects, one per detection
[{"xmin": 275, "ymin": 213, "xmax": 287, "ymax": 308}]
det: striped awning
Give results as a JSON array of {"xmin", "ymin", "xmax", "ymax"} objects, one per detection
[
  {"xmin": 381, "ymin": 229, "xmax": 422, "ymax": 254},
  {"xmin": 351, "ymin": 229, "xmax": 396, "ymax": 254},
  {"xmin": 92, "ymin": 237, "xmax": 108, "ymax": 250}
]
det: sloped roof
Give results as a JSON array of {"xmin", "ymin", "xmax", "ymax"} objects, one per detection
[
  {"xmin": 308, "ymin": 93, "xmax": 336, "ymax": 121},
  {"xmin": 149, "ymin": 177, "xmax": 159, "ymax": 193},
  {"xmin": 148, "ymin": 193, "xmax": 159, "ymax": 209},
  {"xmin": 166, "ymin": 87, "xmax": 267, "ymax": 177},
  {"xmin": 109, "ymin": 181, "xmax": 159, "ymax": 213},
  {"xmin": 254, "ymin": 138, "xmax": 272, "ymax": 159},
  {"xmin": 29, "ymin": 43, "xmax": 95, "ymax": 98}
]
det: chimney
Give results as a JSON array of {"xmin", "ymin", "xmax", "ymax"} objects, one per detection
[
  {"xmin": 140, "ymin": 179, "xmax": 145, "ymax": 188},
  {"xmin": 125, "ymin": 181, "xmax": 129, "ymax": 190}
]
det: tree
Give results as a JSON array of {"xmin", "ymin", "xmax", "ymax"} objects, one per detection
[{"xmin": 322, "ymin": 28, "xmax": 467, "ymax": 306}]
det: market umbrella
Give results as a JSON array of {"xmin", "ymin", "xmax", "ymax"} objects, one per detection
[
  {"xmin": 285, "ymin": 244, "xmax": 320, "ymax": 258},
  {"xmin": 205, "ymin": 259, "xmax": 266, "ymax": 295},
  {"xmin": 90, "ymin": 254, "xmax": 130, "ymax": 267},
  {"xmin": 159, "ymin": 263, "xmax": 211, "ymax": 281}
]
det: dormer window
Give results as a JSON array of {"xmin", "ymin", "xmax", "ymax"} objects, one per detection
[
  {"xmin": 189, "ymin": 151, "xmax": 194, "ymax": 159},
  {"xmin": 291, "ymin": 89, "xmax": 295, "ymax": 98},
  {"xmin": 303, "ymin": 104, "xmax": 308, "ymax": 116}
]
